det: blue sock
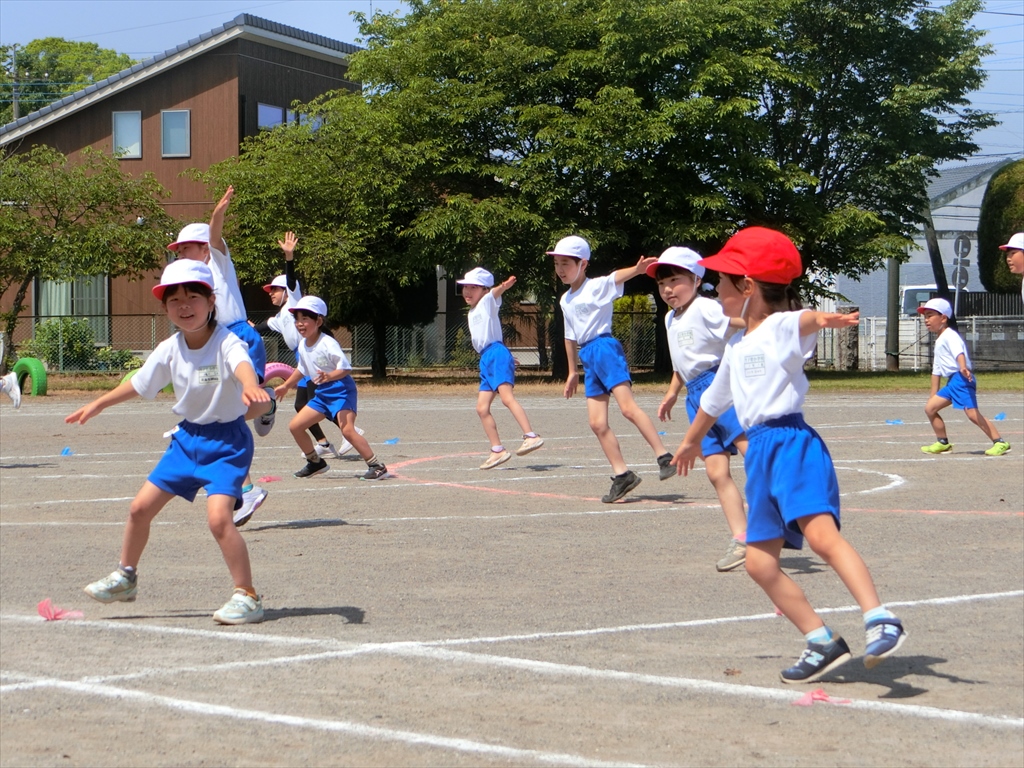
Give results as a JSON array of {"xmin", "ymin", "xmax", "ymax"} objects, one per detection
[
  {"xmin": 242, "ymin": 483, "xmax": 253, "ymax": 494},
  {"xmin": 864, "ymin": 606, "xmax": 896, "ymax": 624},
  {"xmin": 805, "ymin": 626, "xmax": 833, "ymax": 645}
]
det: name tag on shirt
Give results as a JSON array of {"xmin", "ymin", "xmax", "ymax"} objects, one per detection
[
  {"xmin": 196, "ymin": 365, "xmax": 220, "ymax": 385},
  {"xmin": 743, "ymin": 354, "xmax": 766, "ymax": 378},
  {"xmin": 676, "ymin": 329, "xmax": 694, "ymax": 347}
]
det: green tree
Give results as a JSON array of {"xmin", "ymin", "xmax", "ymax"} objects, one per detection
[
  {"xmin": 1, "ymin": 38, "xmax": 135, "ymax": 124},
  {"xmin": 350, "ymin": 0, "xmax": 993, "ymax": 372},
  {"xmin": 201, "ymin": 91, "xmax": 439, "ymax": 378},
  {"xmin": 977, "ymin": 159, "xmax": 1024, "ymax": 293},
  {"xmin": 0, "ymin": 145, "xmax": 175, "ymax": 362}
]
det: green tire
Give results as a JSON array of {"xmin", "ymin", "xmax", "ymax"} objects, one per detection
[{"xmin": 12, "ymin": 357, "xmax": 47, "ymax": 396}]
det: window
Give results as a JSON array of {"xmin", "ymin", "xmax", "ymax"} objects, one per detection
[
  {"xmin": 37, "ymin": 276, "xmax": 110, "ymax": 344},
  {"xmin": 112, "ymin": 111, "xmax": 142, "ymax": 158},
  {"xmin": 257, "ymin": 103, "xmax": 285, "ymax": 129},
  {"xmin": 161, "ymin": 110, "xmax": 190, "ymax": 157}
]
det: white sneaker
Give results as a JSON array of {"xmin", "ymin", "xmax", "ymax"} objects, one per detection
[
  {"xmin": 334, "ymin": 426, "xmax": 364, "ymax": 457},
  {"xmin": 480, "ymin": 450, "xmax": 512, "ymax": 470},
  {"xmin": 84, "ymin": 569, "xmax": 137, "ymax": 603},
  {"xmin": 314, "ymin": 441, "xmax": 342, "ymax": 459},
  {"xmin": 1, "ymin": 372, "xmax": 20, "ymax": 409},
  {"xmin": 254, "ymin": 388, "xmax": 276, "ymax": 437},
  {"xmin": 234, "ymin": 487, "xmax": 267, "ymax": 527},
  {"xmin": 213, "ymin": 589, "xmax": 264, "ymax": 625},
  {"xmin": 516, "ymin": 435, "xmax": 544, "ymax": 456}
]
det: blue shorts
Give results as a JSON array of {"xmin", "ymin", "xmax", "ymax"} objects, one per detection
[
  {"xmin": 744, "ymin": 414, "xmax": 840, "ymax": 550},
  {"xmin": 685, "ymin": 367, "xmax": 743, "ymax": 457},
  {"xmin": 307, "ymin": 375, "xmax": 358, "ymax": 420},
  {"xmin": 579, "ymin": 335, "xmax": 631, "ymax": 398},
  {"xmin": 148, "ymin": 417, "xmax": 253, "ymax": 511},
  {"xmin": 227, "ymin": 319, "xmax": 267, "ymax": 383},
  {"xmin": 936, "ymin": 371, "xmax": 978, "ymax": 410},
  {"xmin": 479, "ymin": 342, "xmax": 515, "ymax": 391}
]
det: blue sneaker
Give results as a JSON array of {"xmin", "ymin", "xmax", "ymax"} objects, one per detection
[
  {"xmin": 780, "ymin": 635, "xmax": 851, "ymax": 684},
  {"xmin": 864, "ymin": 617, "xmax": 906, "ymax": 668}
]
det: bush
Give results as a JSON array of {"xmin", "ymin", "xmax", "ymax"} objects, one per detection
[
  {"xmin": 94, "ymin": 346, "xmax": 143, "ymax": 371},
  {"xmin": 20, "ymin": 317, "xmax": 96, "ymax": 371}
]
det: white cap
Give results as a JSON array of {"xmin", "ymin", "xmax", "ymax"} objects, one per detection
[
  {"xmin": 645, "ymin": 246, "xmax": 705, "ymax": 279},
  {"xmin": 288, "ymin": 295, "xmax": 328, "ymax": 317},
  {"xmin": 998, "ymin": 233, "xmax": 1024, "ymax": 251},
  {"xmin": 152, "ymin": 259, "xmax": 214, "ymax": 300},
  {"xmin": 455, "ymin": 267, "xmax": 495, "ymax": 288},
  {"xmin": 167, "ymin": 223, "xmax": 211, "ymax": 251},
  {"xmin": 263, "ymin": 274, "xmax": 295, "ymax": 292},
  {"xmin": 917, "ymin": 297, "xmax": 952, "ymax": 318},
  {"xmin": 546, "ymin": 235, "xmax": 591, "ymax": 261}
]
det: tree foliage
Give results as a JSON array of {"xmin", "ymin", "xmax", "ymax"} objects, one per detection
[
  {"xmin": 0, "ymin": 145, "xmax": 175, "ymax": 357},
  {"xmin": 1, "ymin": 38, "xmax": 135, "ymax": 125},
  {"xmin": 977, "ymin": 159, "xmax": 1024, "ymax": 293}
]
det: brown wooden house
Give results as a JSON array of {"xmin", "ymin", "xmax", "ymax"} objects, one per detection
[{"xmin": 0, "ymin": 14, "xmax": 358, "ymax": 349}]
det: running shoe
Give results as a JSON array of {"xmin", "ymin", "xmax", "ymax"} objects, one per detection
[
  {"xmin": 253, "ymin": 389, "xmax": 276, "ymax": 437},
  {"xmin": 314, "ymin": 441, "xmax": 342, "ymax": 459},
  {"xmin": 233, "ymin": 486, "xmax": 267, "ymax": 527},
  {"xmin": 294, "ymin": 458, "xmax": 329, "ymax": 478},
  {"xmin": 602, "ymin": 470, "xmax": 641, "ymax": 503},
  {"xmin": 516, "ymin": 436, "xmax": 545, "ymax": 456},
  {"xmin": 657, "ymin": 452, "xmax": 675, "ymax": 480},
  {"xmin": 920, "ymin": 441, "xmax": 952, "ymax": 454},
  {"xmin": 213, "ymin": 589, "xmax": 264, "ymax": 625},
  {"xmin": 1, "ymin": 371, "xmax": 20, "ymax": 409},
  {"xmin": 864, "ymin": 617, "xmax": 907, "ymax": 669},
  {"xmin": 984, "ymin": 440, "xmax": 1011, "ymax": 457},
  {"xmin": 334, "ymin": 426, "xmax": 364, "ymax": 457},
  {"xmin": 480, "ymin": 450, "xmax": 512, "ymax": 470},
  {"xmin": 716, "ymin": 538, "xmax": 747, "ymax": 572},
  {"xmin": 780, "ymin": 635, "xmax": 851, "ymax": 684},
  {"xmin": 361, "ymin": 463, "xmax": 389, "ymax": 481},
  {"xmin": 84, "ymin": 569, "xmax": 137, "ymax": 603}
]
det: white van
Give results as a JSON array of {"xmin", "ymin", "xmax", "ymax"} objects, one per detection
[{"xmin": 899, "ymin": 284, "xmax": 938, "ymax": 316}]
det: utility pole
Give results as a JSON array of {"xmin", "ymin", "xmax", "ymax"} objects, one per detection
[{"xmin": 7, "ymin": 44, "xmax": 21, "ymax": 120}]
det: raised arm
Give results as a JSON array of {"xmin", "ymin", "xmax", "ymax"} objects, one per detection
[
  {"xmin": 491, "ymin": 275, "xmax": 516, "ymax": 300},
  {"xmin": 208, "ymin": 186, "xmax": 234, "ymax": 254},
  {"xmin": 613, "ymin": 255, "xmax": 658, "ymax": 285},
  {"xmin": 279, "ymin": 232, "xmax": 298, "ymax": 291}
]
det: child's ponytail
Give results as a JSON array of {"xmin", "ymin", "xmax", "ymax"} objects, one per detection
[{"xmin": 756, "ymin": 280, "xmax": 803, "ymax": 312}]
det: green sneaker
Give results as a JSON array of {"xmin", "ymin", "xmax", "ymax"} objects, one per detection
[
  {"xmin": 921, "ymin": 441, "xmax": 953, "ymax": 454},
  {"xmin": 984, "ymin": 440, "xmax": 1011, "ymax": 457},
  {"xmin": 84, "ymin": 569, "xmax": 138, "ymax": 603}
]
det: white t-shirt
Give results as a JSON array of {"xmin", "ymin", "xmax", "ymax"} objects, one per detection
[
  {"xmin": 665, "ymin": 297, "xmax": 732, "ymax": 382},
  {"xmin": 932, "ymin": 327, "xmax": 971, "ymax": 377},
  {"xmin": 267, "ymin": 281, "xmax": 303, "ymax": 352},
  {"xmin": 296, "ymin": 333, "xmax": 352, "ymax": 380},
  {"xmin": 700, "ymin": 310, "xmax": 816, "ymax": 431},
  {"xmin": 560, "ymin": 274, "xmax": 623, "ymax": 345},
  {"xmin": 206, "ymin": 243, "xmax": 247, "ymax": 326},
  {"xmin": 131, "ymin": 324, "xmax": 253, "ymax": 424},
  {"xmin": 467, "ymin": 292, "xmax": 504, "ymax": 353}
]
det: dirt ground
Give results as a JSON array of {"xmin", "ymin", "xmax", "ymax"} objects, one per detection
[{"xmin": 1, "ymin": 388, "xmax": 1022, "ymax": 767}]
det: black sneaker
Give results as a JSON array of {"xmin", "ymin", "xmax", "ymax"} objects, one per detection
[
  {"xmin": 294, "ymin": 458, "xmax": 329, "ymax": 478},
  {"xmin": 601, "ymin": 470, "xmax": 641, "ymax": 503},
  {"xmin": 657, "ymin": 452, "xmax": 675, "ymax": 480},
  {"xmin": 780, "ymin": 635, "xmax": 852, "ymax": 684},
  {"xmin": 361, "ymin": 463, "xmax": 389, "ymax": 481}
]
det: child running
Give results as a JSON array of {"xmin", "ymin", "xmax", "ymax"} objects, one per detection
[
  {"xmin": 169, "ymin": 186, "xmax": 276, "ymax": 526},
  {"xmin": 649, "ymin": 247, "xmax": 749, "ymax": 571},
  {"xmin": 274, "ymin": 296, "xmax": 389, "ymax": 481},
  {"xmin": 549, "ymin": 235, "xmax": 674, "ymax": 503},
  {"xmin": 255, "ymin": 231, "xmax": 356, "ymax": 460},
  {"xmin": 0, "ymin": 334, "xmax": 21, "ymax": 409},
  {"xmin": 671, "ymin": 226, "xmax": 907, "ymax": 683},
  {"xmin": 68, "ymin": 259, "xmax": 268, "ymax": 624},
  {"xmin": 456, "ymin": 267, "xmax": 544, "ymax": 468},
  {"xmin": 917, "ymin": 297, "xmax": 1010, "ymax": 456}
]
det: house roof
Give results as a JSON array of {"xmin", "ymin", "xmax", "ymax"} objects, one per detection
[
  {"xmin": 928, "ymin": 159, "xmax": 1014, "ymax": 206},
  {"xmin": 0, "ymin": 14, "xmax": 359, "ymax": 145}
]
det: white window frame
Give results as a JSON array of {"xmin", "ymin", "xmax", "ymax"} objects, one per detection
[
  {"xmin": 112, "ymin": 111, "xmax": 142, "ymax": 159},
  {"xmin": 160, "ymin": 109, "xmax": 191, "ymax": 158}
]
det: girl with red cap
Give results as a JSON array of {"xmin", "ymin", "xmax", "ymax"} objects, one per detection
[{"xmin": 671, "ymin": 227, "xmax": 906, "ymax": 683}]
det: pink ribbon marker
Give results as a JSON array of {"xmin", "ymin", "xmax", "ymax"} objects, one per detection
[
  {"xmin": 792, "ymin": 688, "xmax": 851, "ymax": 707},
  {"xmin": 257, "ymin": 475, "xmax": 282, "ymax": 483},
  {"xmin": 37, "ymin": 598, "xmax": 83, "ymax": 621}
]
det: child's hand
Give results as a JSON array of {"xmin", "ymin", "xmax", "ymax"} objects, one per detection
[
  {"xmin": 242, "ymin": 383, "xmax": 270, "ymax": 406},
  {"xmin": 314, "ymin": 370, "xmax": 331, "ymax": 385},
  {"xmin": 501, "ymin": 275, "xmax": 516, "ymax": 291},
  {"xmin": 65, "ymin": 402, "xmax": 103, "ymax": 426},
  {"xmin": 273, "ymin": 383, "xmax": 290, "ymax": 400},
  {"xmin": 658, "ymin": 395, "xmax": 676, "ymax": 422},
  {"xmin": 670, "ymin": 440, "xmax": 702, "ymax": 476},
  {"xmin": 279, "ymin": 231, "xmax": 298, "ymax": 255},
  {"xmin": 818, "ymin": 311, "xmax": 859, "ymax": 329},
  {"xmin": 636, "ymin": 255, "xmax": 658, "ymax": 274},
  {"xmin": 215, "ymin": 185, "xmax": 234, "ymax": 214},
  {"xmin": 961, "ymin": 368, "xmax": 973, "ymax": 383},
  {"xmin": 563, "ymin": 372, "xmax": 578, "ymax": 399}
]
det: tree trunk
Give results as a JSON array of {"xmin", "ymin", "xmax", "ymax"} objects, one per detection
[
  {"xmin": 1, "ymin": 276, "xmax": 33, "ymax": 372},
  {"xmin": 651, "ymin": 289, "xmax": 671, "ymax": 374},
  {"xmin": 535, "ymin": 310, "xmax": 549, "ymax": 370},
  {"xmin": 550, "ymin": 298, "xmax": 567, "ymax": 380},
  {"xmin": 372, "ymin": 321, "xmax": 388, "ymax": 379}
]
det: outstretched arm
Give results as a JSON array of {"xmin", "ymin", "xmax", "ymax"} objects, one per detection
[
  {"xmin": 491, "ymin": 275, "xmax": 516, "ymax": 299},
  {"xmin": 208, "ymin": 186, "xmax": 234, "ymax": 254},
  {"xmin": 65, "ymin": 380, "xmax": 139, "ymax": 425},
  {"xmin": 613, "ymin": 255, "xmax": 658, "ymax": 285},
  {"xmin": 799, "ymin": 309, "xmax": 859, "ymax": 337}
]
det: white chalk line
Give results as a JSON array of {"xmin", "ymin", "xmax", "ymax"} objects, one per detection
[
  {"xmin": 2, "ymin": 590, "xmax": 1022, "ymax": 734},
  {"xmin": 0, "ymin": 674, "xmax": 646, "ymax": 768}
]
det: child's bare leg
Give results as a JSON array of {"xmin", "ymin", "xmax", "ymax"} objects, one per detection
[
  {"xmin": 924, "ymin": 395, "xmax": 951, "ymax": 439},
  {"xmin": 290, "ymin": 406, "xmax": 325, "ymax": 456},
  {"xmin": 476, "ymin": 390, "xmax": 502, "ymax": 446},
  {"xmin": 496, "ymin": 383, "xmax": 534, "ymax": 435},
  {"xmin": 586, "ymin": 395, "xmax": 628, "ymax": 474},
  {"xmin": 799, "ymin": 513, "xmax": 881, "ymax": 612},
  {"xmin": 244, "ymin": 399, "xmax": 273, "ymax": 421},
  {"xmin": 119, "ymin": 481, "xmax": 175, "ymax": 567},
  {"xmin": 610, "ymin": 383, "xmax": 667, "ymax": 455},
  {"xmin": 337, "ymin": 411, "xmax": 375, "ymax": 460},
  {"xmin": 745, "ymin": 539, "xmax": 824, "ymax": 634},
  {"xmin": 705, "ymin": 453, "xmax": 746, "ymax": 538},
  {"xmin": 963, "ymin": 407, "xmax": 1003, "ymax": 442},
  {"xmin": 207, "ymin": 494, "xmax": 253, "ymax": 588}
]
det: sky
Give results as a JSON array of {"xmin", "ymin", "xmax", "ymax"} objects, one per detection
[{"xmin": 1, "ymin": 0, "xmax": 1021, "ymax": 166}]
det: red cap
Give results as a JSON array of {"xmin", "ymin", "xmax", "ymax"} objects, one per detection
[{"xmin": 698, "ymin": 227, "xmax": 803, "ymax": 284}]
